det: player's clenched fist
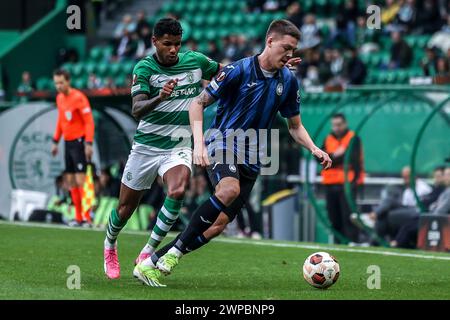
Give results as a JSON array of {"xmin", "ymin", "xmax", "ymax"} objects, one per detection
[
  {"xmin": 193, "ymin": 141, "xmax": 210, "ymax": 167},
  {"xmin": 159, "ymin": 78, "xmax": 178, "ymax": 100}
]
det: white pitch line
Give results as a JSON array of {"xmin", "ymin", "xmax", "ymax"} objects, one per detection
[{"xmin": 1, "ymin": 220, "xmax": 450, "ymax": 261}]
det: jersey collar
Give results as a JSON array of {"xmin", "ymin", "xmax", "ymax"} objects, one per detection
[{"xmin": 253, "ymin": 54, "xmax": 281, "ymax": 80}]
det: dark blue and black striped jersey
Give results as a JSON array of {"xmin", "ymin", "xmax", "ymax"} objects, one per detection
[{"xmin": 204, "ymin": 54, "xmax": 301, "ymax": 172}]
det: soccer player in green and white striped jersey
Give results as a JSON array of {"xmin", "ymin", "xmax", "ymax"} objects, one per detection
[{"xmin": 103, "ymin": 18, "xmax": 220, "ymax": 281}]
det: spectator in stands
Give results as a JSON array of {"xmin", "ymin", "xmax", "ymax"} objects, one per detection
[
  {"xmin": 223, "ymin": 35, "xmax": 239, "ymax": 61},
  {"xmin": 263, "ymin": 0, "xmax": 281, "ymax": 12},
  {"xmin": 415, "ymin": 0, "xmax": 443, "ymax": 34},
  {"xmin": 388, "ymin": 31, "xmax": 413, "ymax": 69},
  {"xmin": 436, "ymin": 56, "xmax": 450, "ymax": 76},
  {"xmin": 114, "ymin": 14, "xmax": 136, "ymax": 39},
  {"xmin": 329, "ymin": 0, "xmax": 360, "ymax": 48},
  {"xmin": 54, "ymin": 173, "xmax": 71, "ymax": 206},
  {"xmin": 299, "ymin": 14, "xmax": 321, "ymax": 50},
  {"xmin": 343, "ymin": 47, "xmax": 367, "ymax": 85},
  {"xmin": 367, "ymin": 166, "xmax": 432, "ymax": 244},
  {"xmin": 421, "ymin": 166, "xmax": 447, "ymax": 210},
  {"xmin": 430, "ymin": 166, "xmax": 450, "ymax": 214},
  {"xmin": 392, "ymin": 166, "xmax": 450, "ymax": 248},
  {"xmin": 135, "ymin": 10, "xmax": 151, "ymax": 40},
  {"xmin": 104, "ymin": 77, "xmax": 117, "ymax": 90},
  {"xmin": 206, "ymin": 41, "xmax": 224, "ymax": 63},
  {"xmin": 318, "ymin": 48, "xmax": 334, "ymax": 84},
  {"xmin": 286, "ymin": 2, "xmax": 303, "ymax": 29},
  {"xmin": 395, "ymin": 0, "xmax": 417, "ymax": 32},
  {"xmin": 135, "ymin": 25, "xmax": 154, "ymax": 59},
  {"xmin": 246, "ymin": 0, "xmax": 265, "ymax": 13},
  {"xmin": 116, "ymin": 29, "xmax": 137, "ymax": 61},
  {"xmin": 421, "ymin": 47, "xmax": 440, "ymax": 76},
  {"xmin": 185, "ymin": 39, "xmax": 199, "ymax": 52},
  {"xmin": 382, "ymin": 0, "xmax": 401, "ymax": 27},
  {"xmin": 87, "ymin": 73, "xmax": 104, "ymax": 90},
  {"xmin": 327, "ymin": 48, "xmax": 346, "ymax": 86},
  {"xmin": 355, "ymin": 16, "xmax": 380, "ymax": 54},
  {"xmin": 99, "ymin": 167, "xmax": 120, "ymax": 198},
  {"xmin": 428, "ymin": 15, "xmax": 450, "ymax": 55},
  {"xmin": 16, "ymin": 71, "xmax": 35, "ymax": 101},
  {"xmin": 297, "ymin": 49, "xmax": 321, "ymax": 87},
  {"xmin": 321, "ymin": 113, "xmax": 364, "ymax": 244}
]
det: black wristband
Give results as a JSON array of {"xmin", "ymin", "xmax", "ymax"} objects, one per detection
[
  {"xmin": 52, "ymin": 139, "xmax": 59, "ymax": 144},
  {"xmin": 85, "ymin": 141, "xmax": 93, "ymax": 146}
]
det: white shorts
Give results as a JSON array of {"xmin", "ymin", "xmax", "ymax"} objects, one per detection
[{"xmin": 121, "ymin": 146, "xmax": 192, "ymax": 191}]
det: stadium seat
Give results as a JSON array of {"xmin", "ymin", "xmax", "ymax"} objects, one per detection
[
  {"xmin": 96, "ymin": 62, "xmax": 109, "ymax": 77},
  {"xmin": 89, "ymin": 47, "xmax": 103, "ymax": 62},
  {"xmin": 121, "ymin": 60, "xmax": 135, "ymax": 75},
  {"xmin": 71, "ymin": 63, "xmax": 84, "ymax": 77},
  {"xmin": 36, "ymin": 77, "xmax": 52, "ymax": 91},
  {"xmin": 73, "ymin": 77, "xmax": 87, "ymax": 89},
  {"xmin": 109, "ymin": 63, "xmax": 123, "ymax": 77},
  {"xmin": 84, "ymin": 62, "xmax": 97, "ymax": 75}
]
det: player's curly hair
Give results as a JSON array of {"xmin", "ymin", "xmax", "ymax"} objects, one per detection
[{"xmin": 153, "ymin": 18, "xmax": 183, "ymax": 38}]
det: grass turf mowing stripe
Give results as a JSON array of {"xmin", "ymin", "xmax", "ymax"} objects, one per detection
[{"xmin": 1, "ymin": 220, "xmax": 449, "ymax": 261}]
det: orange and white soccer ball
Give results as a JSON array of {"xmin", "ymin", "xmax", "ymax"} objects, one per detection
[{"xmin": 303, "ymin": 252, "xmax": 340, "ymax": 289}]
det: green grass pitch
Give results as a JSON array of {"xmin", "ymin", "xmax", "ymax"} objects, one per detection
[{"xmin": 0, "ymin": 222, "xmax": 449, "ymax": 300}]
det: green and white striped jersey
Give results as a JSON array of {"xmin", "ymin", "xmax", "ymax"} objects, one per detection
[{"xmin": 130, "ymin": 51, "xmax": 219, "ymax": 151}]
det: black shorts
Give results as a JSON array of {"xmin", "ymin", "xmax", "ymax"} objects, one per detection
[
  {"xmin": 206, "ymin": 162, "xmax": 258, "ymax": 221},
  {"xmin": 64, "ymin": 138, "xmax": 87, "ymax": 174}
]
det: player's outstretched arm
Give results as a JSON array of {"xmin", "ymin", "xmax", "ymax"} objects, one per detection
[
  {"xmin": 131, "ymin": 79, "xmax": 178, "ymax": 120},
  {"xmin": 287, "ymin": 115, "xmax": 332, "ymax": 169},
  {"xmin": 189, "ymin": 89, "xmax": 216, "ymax": 167}
]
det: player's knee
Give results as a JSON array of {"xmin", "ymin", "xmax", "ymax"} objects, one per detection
[
  {"xmin": 215, "ymin": 183, "xmax": 240, "ymax": 205},
  {"xmin": 117, "ymin": 202, "xmax": 134, "ymax": 220},
  {"xmin": 167, "ymin": 183, "xmax": 187, "ymax": 200}
]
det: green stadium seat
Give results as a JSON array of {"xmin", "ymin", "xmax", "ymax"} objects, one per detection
[
  {"xmin": 121, "ymin": 60, "xmax": 135, "ymax": 75},
  {"xmin": 205, "ymin": 14, "xmax": 217, "ymax": 27},
  {"xmin": 191, "ymin": 29, "xmax": 203, "ymax": 41},
  {"xmin": 218, "ymin": 14, "xmax": 232, "ymax": 27},
  {"xmin": 197, "ymin": 1, "xmax": 211, "ymax": 12},
  {"xmin": 115, "ymin": 75, "xmax": 127, "ymax": 88},
  {"xmin": 61, "ymin": 62, "xmax": 73, "ymax": 74},
  {"xmin": 184, "ymin": 1, "xmax": 197, "ymax": 14},
  {"xmin": 191, "ymin": 15, "xmax": 205, "ymax": 27},
  {"xmin": 73, "ymin": 77, "xmax": 87, "ymax": 89},
  {"xmin": 97, "ymin": 62, "xmax": 109, "ymax": 77},
  {"xmin": 223, "ymin": 1, "xmax": 237, "ymax": 11},
  {"xmin": 89, "ymin": 46, "xmax": 103, "ymax": 62},
  {"xmin": 315, "ymin": 0, "xmax": 328, "ymax": 17},
  {"xmin": 204, "ymin": 29, "xmax": 217, "ymax": 42},
  {"xmin": 108, "ymin": 63, "xmax": 122, "ymax": 77},
  {"xmin": 36, "ymin": 77, "xmax": 52, "ymax": 90},
  {"xmin": 84, "ymin": 61, "xmax": 96, "ymax": 74},
  {"xmin": 158, "ymin": 2, "xmax": 173, "ymax": 15},
  {"xmin": 171, "ymin": 1, "xmax": 186, "ymax": 15},
  {"xmin": 230, "ymin": 14, "xmax": 245, "ymax": 26},
  {"xmin": 197, "ymin": 41, "xmax": 209, "ymax": 54},
  {"xmin": 396, "ymin": 70, "xmax": 409, "ymax": 84},
  {"xmin": 101, "ymin": 46, "xmax": 114, "ymax": 61},
  {"xmin": 211, "ymin": 1, "xmax": 225, "ymax": 12},
  {"xmin": 301, "ymin": 0, "xmax": 314, "ymax": 11},
  {"xmin": 71, "ymin": 63, "xmax": 84, "ymax": 77}
]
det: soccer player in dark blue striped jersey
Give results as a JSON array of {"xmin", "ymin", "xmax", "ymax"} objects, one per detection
[{"xmin": 134, "ymin": 19, "xmax": 332, "ymax": 287}]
